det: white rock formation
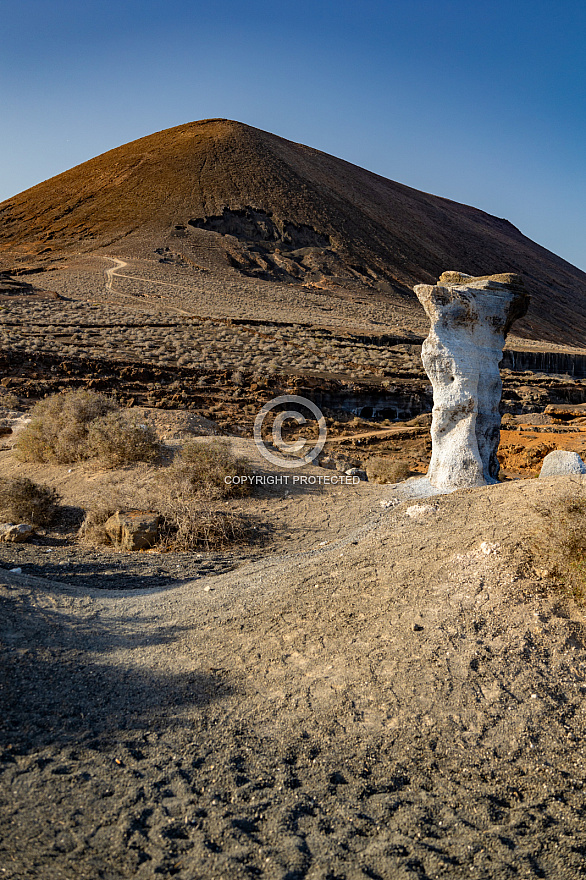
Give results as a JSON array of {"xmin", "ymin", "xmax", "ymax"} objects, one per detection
[{"xmin": 414, "ymin": 272, "xmax": 529, "ymax": 491}]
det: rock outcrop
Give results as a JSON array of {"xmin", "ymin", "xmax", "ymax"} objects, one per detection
[
  {"xmin": 415, "ymin": 272, "xmax": 529, "ymax": 491},
  {"xmin": 104, "ymin": 511, "xmax": 161, "ymax": 551}
]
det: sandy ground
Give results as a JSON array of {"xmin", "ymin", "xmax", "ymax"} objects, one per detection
[{"xmin": 2, "ymin": 469, "xmax": 586, "ymax": 879}]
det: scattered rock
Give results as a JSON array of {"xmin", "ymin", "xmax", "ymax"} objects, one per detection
[
  {"xmin": 0, "ymin": 523, "xmax": 34, "ymax": 543},
  {"xmin": 516, "ymin": 412, "xmax": 555, "ymax": 426},
  {"xmin": 104, "ymin": 511, "xmax": 162, "ymax": 551},
  {"xmin": 539, "ymin": 450, "xmax": 586, "ymax": 477}
]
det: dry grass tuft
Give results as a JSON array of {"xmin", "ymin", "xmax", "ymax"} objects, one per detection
[
  {"xmin": 0, "ymin": 476, "xmax": 60, "ymax": 526},
  {"xmin": 534, "ymin": 493, "xmax": 586, "ymax": 601},
  {"xmin": 158, "ymin": 499, "xmax": 251, "ymax": 551},
  {"xmin": 366, "ymin": 457, "xmax": 412, "ymax": 485}
]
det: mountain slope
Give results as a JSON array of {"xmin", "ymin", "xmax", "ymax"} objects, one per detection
[{"xmin": 0, "ymin": 118, "xmax": 585, "ymax": 343}]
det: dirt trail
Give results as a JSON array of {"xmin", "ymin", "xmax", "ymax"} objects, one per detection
[
  {"xmin": 102, "ymin": 256, "xmax": 194, "ymax": 316},
  {"xmin": 2, "ymin": 475, "xmax": 586, "ymax": 878},
  {"xmin": 103, "ymin": 256, "xmax": 127, "ymax": 291}
]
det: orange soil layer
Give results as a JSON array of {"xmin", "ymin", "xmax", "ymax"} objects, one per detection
[{"xmin": 498, "ymin": 427, "xmax": 586, "ymax": 476}]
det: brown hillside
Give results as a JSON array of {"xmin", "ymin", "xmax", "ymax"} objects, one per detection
[{"xmin": 0, "ymin": 118, "xmax": 585, "ymax": 344}]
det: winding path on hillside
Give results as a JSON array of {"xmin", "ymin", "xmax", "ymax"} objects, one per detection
[
  {"xmin": 103, "ymin": 256, "xmax": 127, "ymax": 291},
  {"xmin": 101, "ymin": 256, "xmax": 193, "ymax": 316},
  {"xmin": 103, "ymin": 255, "xmax": 203, "ymax": 294}
]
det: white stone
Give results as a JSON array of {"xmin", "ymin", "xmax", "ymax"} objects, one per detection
[
  {"xmin": 405, "ymin": 503, "xmax": 436, "ymax": 519},
  {"xmin": 414, "ymin": 272, "xmax": 529, "ymax": 492},
  {"xmin": 539, "ymin": 450, "xmax": 586, "ymax": 477}
]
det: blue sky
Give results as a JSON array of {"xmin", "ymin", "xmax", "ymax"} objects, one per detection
[{"xmin": 1, "ymin": 0, "xmax": 585, "ymax": 270}]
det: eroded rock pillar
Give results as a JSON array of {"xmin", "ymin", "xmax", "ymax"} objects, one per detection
[{"xmin": 414, "ymin": 272, "xmax": 529, "ymax": 491}]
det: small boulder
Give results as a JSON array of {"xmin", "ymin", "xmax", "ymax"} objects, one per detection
[
  {"xmin": 539, "ymin": 450, "xmax": 586, "ymax": 478},
  {"xmin": 104, "ymin": 510, "xmax": 161, "ymax": 550},
  {"xmin": 0, "ymin": 523, "xmax": 34, "ymax": 543},
  {"xmin": 345, "ymin": 468, "xmax": 367, "ymax": 481}
]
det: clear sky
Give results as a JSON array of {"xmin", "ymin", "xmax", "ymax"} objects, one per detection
[{"xmin": 1, "ymin": 0, "xmax": 585, "ymax": 270}]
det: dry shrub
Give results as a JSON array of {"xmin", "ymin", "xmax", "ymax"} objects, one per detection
[
  {"xmin": 0, "ymin": 390, "xmax": 20, "ymax": 410},
  {"xmin": 15, "ymin": 390, "xmax": 118, "ymax": 463},
  {"xmin": 80, "ymin": 440, "xmax": 256, "ymax": 551},
  {"xmin": 164, "ymin": 440, "xmax": 251, "ymax": 499},
  {"xmin": 156, "ymin": 440, "xmax": 253, "ymax": 549},
  {"xmin": 15, "ymin": 390, "xmax": 160, "ymax": 467},
  {"xmin": 86, "ymin": 412, "xmax": 161, "ymax": 467},
  {"xmin": 405, "ymin": 413, "xmax": 432, "ymax": 427},
  {"xmin": 158, "ymin": 498, "xmax": 250, "ymax": 551},
  {"xmin": 366, "ymin": 457, "xmax": 411, "ymax": 484},
  {"xmin": 0, "ymin": 476, "xmax": 60, "ymax": 526},
  {"xmin": 534, "ymin": 494, "xmax": 586, "ymax": 601}
]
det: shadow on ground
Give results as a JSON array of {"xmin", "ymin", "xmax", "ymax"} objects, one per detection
[{"xmin": 0, "ymin": 587, "xmax": 231, "ymax": 754}]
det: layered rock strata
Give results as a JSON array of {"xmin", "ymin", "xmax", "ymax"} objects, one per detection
[{"xmin": 415, "ymin": 272, "xmax": 529, "ymax": 491}]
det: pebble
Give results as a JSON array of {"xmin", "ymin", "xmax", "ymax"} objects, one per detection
[{"xmin": 405, "ymin": 504, "xmax": 435, "ymax": 519}]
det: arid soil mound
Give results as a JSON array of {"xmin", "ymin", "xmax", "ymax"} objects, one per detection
[
  {"xmin": 1, "ymin": 119, "xmax": 585, "ymax": 343},
  {"xmin": 2, "ymin": 473, "xmax": 586, "ymax": 878}
]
